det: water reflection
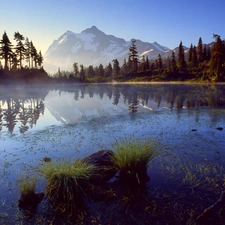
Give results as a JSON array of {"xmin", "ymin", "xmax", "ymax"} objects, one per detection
[
  {"xmin": 1, "ymin": 84, "xmax": 225, "ymax": 134},
  {"xmin": 0, "ymin": 85, "xmax": 49, "ymax": 134}
]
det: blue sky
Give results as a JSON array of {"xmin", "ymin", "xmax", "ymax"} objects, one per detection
[{"xmin": 0, "ymin": 0, "xmax": 224, "ymax": 55}]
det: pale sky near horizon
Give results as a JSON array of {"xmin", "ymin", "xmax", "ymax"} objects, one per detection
[{"xmin": 0, "ymin": 0, "xmax": 224, "ymax": 55}]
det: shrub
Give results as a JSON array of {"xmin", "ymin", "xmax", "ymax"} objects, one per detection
[
  {"xmin": 40, "ymin": 159, "xmax": 97, "ymax": 217},
  {"xmin": 112, "ymin": 136, "xmax": 159, "ymax": 185}
]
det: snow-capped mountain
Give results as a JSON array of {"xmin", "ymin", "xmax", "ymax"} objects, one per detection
[{"xmin": 44, "ymin": 26, "xmax": 172, "ymax": 73}]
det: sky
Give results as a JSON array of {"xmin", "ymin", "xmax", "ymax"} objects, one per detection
[{"xmin": 0, "ymin": 0, "xmax": 225, "ymax": 55}]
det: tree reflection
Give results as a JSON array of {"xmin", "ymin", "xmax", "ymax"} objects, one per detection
[
  {"xmin": 1, "ymin": 84, "xmax": 225, "ymax": 134},
  {"xmin": 18, "ymin": 101, "xmax": 30, "ymax": 134},
  {"xmin": 112, "ymin": 87, "xmax": 120, "ymax": 105},
  {"xmin": 129, "ymin": 93, "xmax": 139, "ymax": 113},
  {"xmin": 64, "ymin": 84, "xmax": 225, "ymax": 116},
  {"xmin": 4, "ymin": 99, "xmax": 18, "ymax": 133},
  {"xmin": 0, "ymin": 86, "xmax": 47, "ymax": 134},
  {"xmin": 1, "ymin": 97, "xmax": 45, "ymax": 134}
]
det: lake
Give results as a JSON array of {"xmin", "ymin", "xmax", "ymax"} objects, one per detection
[{"xmin": 1, "ymin": 83, "xmax": 225, "ymax": 224}]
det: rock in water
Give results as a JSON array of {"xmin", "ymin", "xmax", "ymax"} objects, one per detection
[{"xmin": 84, "ymin": 150, "xmax": 118, "ymax": 184}]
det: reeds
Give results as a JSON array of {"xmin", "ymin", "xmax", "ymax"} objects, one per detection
[
  {"xmin": 112, "ymin": 136, "xmax": 159, "ymax": 185},
  {"xmin": 40, "ymin": 159, "xmax": 97, "ymax": 216}
]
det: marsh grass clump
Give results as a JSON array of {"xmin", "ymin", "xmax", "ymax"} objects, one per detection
[
  {"xmin": 17, "ymin": 174, "xmax": 44, "ymax": 209},
  {"xmin": 112, "ymin": 136, "xmax": 159, "ymax": 185},
  {"xmin": 40, "ymin": 159, "xmax": 97, "ymax": 217},
  {"xmin": 18, "ymin": 174, "xmax": 37, "ymax": 196}
]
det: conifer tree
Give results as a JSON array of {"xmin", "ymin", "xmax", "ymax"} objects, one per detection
[
  {"xmin": 150, "ymin": 61, "xmax": 155, "ymax": 72},
  {"xmin": 129, "ymin": 39, "xmax": 139, "ymax": 73},
  {"xmin": 188, "ymin": 44, "xmax": 193, "ymax": 65},
  {"xmin": 37, "ymin": 51, "xmax": 43, "ymax": 67},
  {"xmin": 80, "ymin": 64, "xmax": 85, "ymax": 81},
  {"xmin": 24, "ymin": 38, "xmax": 31, "ymax": 68},
  {"xmin": 112, "ymin": 59, "xmax": 120, "ymax": 76},
  {"xmin": 94, "ymin": 66, "xmax": 99, "ymax": 77},
  {"xmin": 197, "ymin": 37, "xmax": 203, "ymax": 63},
  {"xmin": 127, "ymin": 57, "xmax": 132, "ymax": 73},
  {"xmin": 30, "ymin": 41, "xmax": 38, "ymax": 68},
  {"xmin": 105, "ymin": 63, "xmax": 113, "ymax": 77},
  {"xmin": 122, "ymin": 58, "xmax": 128, "ymax": 74},
  {"xmin": 192, "ymin": 45, "xmax": 197, "ymax": 67},
  {"xmin": 140, "ymin": 55, "xmax": 146, "ymax": 72},
  {"xmin": 157, "ymin": 54, "xmax": 163, "ymax": 70},
  {"xmin": 0, "ymin": 31, "xmax": 13, "ymax": 70},
  {"xmin": 87, "ymin": 65, "xmax": 95, "ymax": 78},
  {"xmin": 73, "ymin": 62, "xmax": 79, "ymax": 77},
  {"xmin": 177, "ymin": 41, "xmax": 186, "ymax": 70},
  {"xmin": 10, "ymin": 52, "xmax": 18, "ymax": 70},
  {"xmin": 210, "ymin": 34, "xmax": 225, "ymax": 81},
  {"xmin": 98, "ymin": 64, "xmax": 104, "ymax": 77},
  {"xmin": 14, "ymin": 31, "xmax": 25, "ymax": 69},
  {"xmin": 170, "ymin": 51, "xmax": 177, "ymax": 72},
  {"xmin": 202, "ymin": 44, "xmax": 207, "ymax": 61},
  {"xmin": 146, "ymin": 56, "xmax": 150, "ymax": 71}
]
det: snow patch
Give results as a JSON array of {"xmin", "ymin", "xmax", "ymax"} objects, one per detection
[
  {"xmin": 72, "ymin": 43, "xmax": 82, "ymax": 54},
  {"xmin": 140, "ymin": 49, "xmax": 154, "ymax": 56},
  {"xmin": 77, "ymin": 32, "xmax": 99, "ymax": 51}
]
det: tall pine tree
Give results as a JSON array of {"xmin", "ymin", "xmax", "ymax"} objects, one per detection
[
  {"xmin": 14, "ymin": 31, "xmax": 25, "ymax": 69},
  {"xmin": 210, "ymin": 34, "xmax": 225, "ymax": 81},
  {"xmin": 129, "ymin": 39, "xmax": 139, "ymax": 73},
  {"xmin": 0, "ymin": 31, "xmax": 13, "ymax": 70},
  {"xmin": 177, "ymin": 41, "xmax": 186, "ymax": 70},
  {"xmin": 197, "ymin": 37, "xmax": 203, "ymax": 63},
  {"xmin": 112, "ymin": 59, "xmax": 120, "ymax": 76}
]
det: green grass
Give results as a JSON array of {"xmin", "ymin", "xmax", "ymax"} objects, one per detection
[
  {"xmin": 17, "ymin": 173, "xmax": 37, "ymax": 196},
  {"xmin": 40, "ymin": 159, "xmax": 97, "ymax": 216},
  {"xmin": 112, "ymin": 136, "xmax": 159, "ymax": 184}
]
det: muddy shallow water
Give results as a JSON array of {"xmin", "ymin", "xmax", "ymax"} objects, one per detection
[{"xmin": 0, "ymin": 83, "xmax": 225, "ymax": 224}]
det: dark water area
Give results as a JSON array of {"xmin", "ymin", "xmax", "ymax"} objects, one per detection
[{"xmin": 1, "ymin": 83, "xmax": 225, "ymax": 224}]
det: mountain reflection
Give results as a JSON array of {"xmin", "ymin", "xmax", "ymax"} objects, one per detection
[{"xmin": 1, "ymin": 84, "xmax": 225, "ymax": 134}]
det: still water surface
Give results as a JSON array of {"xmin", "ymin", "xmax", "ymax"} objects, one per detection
[{"xmin": 0, "ymin": 83, "xmax": 225, "ymax": 223}]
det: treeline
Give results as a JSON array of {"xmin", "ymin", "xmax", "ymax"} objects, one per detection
[
  {"xmin": 1, "ymin": 31, "xmax": 224, "ymax": 83},
  {"xmin": 0, "ymin": 31, "xmax": 44, "ymax": 70},
  {"xmin": 0, "ymin": 31, "xmax": 50, "ymax": 82},
  {"xmin": 52, "ymin": 34, "xmax": 225, "ymax": 83}
]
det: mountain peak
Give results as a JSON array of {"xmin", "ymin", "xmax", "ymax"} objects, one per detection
[
  {"xmin": 90, "ymin": 25, "xmax": 98, "ymax": 30},
  {"xmin": 82, "ymin": 25, "xmax": 101, "ymax": 33},
  {"xmin": 44, "ymin": 26, "xmax": 172, "ymax": 73},
  {"xmin": 81, "ymin": 26, "xmax": 108, "ymax": 39}
]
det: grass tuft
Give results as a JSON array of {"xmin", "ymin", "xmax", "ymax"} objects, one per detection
[
  {"xmin": 40, "ymin": 159, "xmax": 97, "ymax": 216},
  {"xmin": 17, "ymin": 173, "xmax": 37, "ymax": 196},
  {"xmin": 112, "ymin": 136, "xmax": 160, "ymax": 184}
]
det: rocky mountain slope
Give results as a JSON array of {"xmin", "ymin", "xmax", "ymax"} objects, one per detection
[{"xmin": 44, "ymin": 26, "xmax": 174, "ymax": 74}]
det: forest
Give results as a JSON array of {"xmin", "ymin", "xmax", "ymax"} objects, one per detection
[
  {"xmin": 0, "ymin": 31, "xmax": 225, "ymax": 83},
  {"xmin": 51, "ymin": 34, "xmax": 225, "ymax": 83}
]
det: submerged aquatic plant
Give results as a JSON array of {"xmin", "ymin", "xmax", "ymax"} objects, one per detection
[
  {"xmin": 40, "ymin": 159, "xmax": 97, "ymax": 217},
  {"xmin": 112, "ymin": 136, "xmax": 160, "ymax": 185}
]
